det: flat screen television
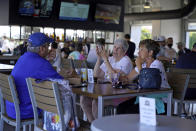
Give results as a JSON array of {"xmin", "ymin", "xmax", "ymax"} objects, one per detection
[
  {"xmin": 19, "ymin": 0, "xmax": 34, "ymax": 16},
  {"xmin": 18, "ymin": 0, "xmax": 54, "ymax": 17},
  {"xmin": 95, "ymin": 4, "xmax": 121, "ymax": 24},
  {"xmin": 39, "ymin": 0, "xmax": 54, "ymax": 17},
  {"xmin": 59, "ymin": 2, "xmax": 89, "ymax": 21}
]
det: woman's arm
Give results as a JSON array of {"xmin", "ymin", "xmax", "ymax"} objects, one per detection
[
  {"xmin": 100, "ymin": 47, "xmax": 116, "ymax": 75},
  {"xmin": 94, "ymin": 57, "xmax": 104, "ymax": 78},
  {"xmin": 94, "ymin": 46, "xmax": 105, "ymax": 78},
  {"xmin": 127, "ymin": 69, "xmax": 139, "ymax": 81}
]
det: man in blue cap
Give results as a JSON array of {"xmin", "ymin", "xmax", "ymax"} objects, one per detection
[{"xmin": 6, "ymin": 32, "xmax": 63, "ymax": 119}]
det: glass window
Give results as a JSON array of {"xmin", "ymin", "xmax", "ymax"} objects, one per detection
[
  {"xmin": 11, "ymin": 26, "xmax": 20, "ymax": 39},
  {"xmin": 188, "ymin": 23, "xmax": 196, "ymax": 30},
  {"xmin": 55, "ymin": 28, "xmax": 64, "ymax": 41},
  {"xmin": 95, "ymin": 31, "xmax": 102, "ymax": 40},
  {"xmin": 0, "ymin": 26, "xmax": 10, "ymax": 38},
  {"xmin": 44, "ymin": 27, "xmax": 54, "ymax": 38},
  {"xmin": 101, "ymin": 31, "xmax": 105, "ymax": 39},
  {"xmin": 84, "ymin": 30, "xmax": 93, "ymax": 43},
  {"xmin": 114, "ymin": 32, "xmax": 122, "ymax": 41},
  {"xmin": 186, "ymin": 32, "xmax": 196, "ymax": 49},
  {"xmin": 66, "ymin": 29, "xmax": 75, "ymax": 41},
  {"xmin": 93, "ymin": 31, "xmax": 96, "ymax": 43},
  {"xmin": 32, "ymin": 27, "xmax": 44, "ymax": 33},
  {"xmin": 21, "ymin": 26, "xmax": 31, "ymax": 39},
  {"xmin": 186, "ymin": 22, "xmax": 196, "ymax": 49},
  {"xmin": 131, "ymin": 24, "xmax": 152, "ymax": 56},
  {"xmin": 140, "ymin": 26, "xmax": 152, "ymax": 40},
  {"xmin": 76, "ymin": 30, "xmax": 85, "ymax": 40},
  {"xmin": 105, "ymin": 32, "xmax": 114, "ymax": 43}
]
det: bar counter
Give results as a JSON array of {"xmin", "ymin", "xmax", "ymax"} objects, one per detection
[{"xmin": 0, "ymin": 55, "xmax": 20, "ymax": 65}]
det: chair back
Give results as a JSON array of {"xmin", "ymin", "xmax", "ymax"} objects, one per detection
[
  {"xmin": 0, "ymin": 73, "xmax": 21, "ymax": 122},
  {"xmin": 168, "ymin": 68, "xmax": 196, "ymax": 89},
  {"xmin": 61, "ymin": 58, "xmax": 74, "ymax": 69},
  {"xmin": 26, "ymin": 78, "xmax": 65, "ymax": 130},
  {"xmin": 73, "ymin": 59, "xmax": 88, "ymax": 69},
  {"xmin": 167, "ymin": 72, "xmax": 190, "ymax": 101}
]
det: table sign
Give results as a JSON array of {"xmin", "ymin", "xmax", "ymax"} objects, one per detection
[
  {"xmin": 87, "ymin": 84, "xmax": 94, "ymax": 93},
  {"xmin": 139, "ymin": 97, "xmax": 157, "ymax": 126},
  {"xmin": 88, "ymin": 69, "xmax": 94, "ymax": 83}
]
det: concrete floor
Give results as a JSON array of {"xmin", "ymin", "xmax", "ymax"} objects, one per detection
[{"xmin": 2, "ymin": 120, "xmax": 90, "ymax": 131}]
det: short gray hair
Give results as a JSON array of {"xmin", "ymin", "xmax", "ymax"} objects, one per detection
[
  {"xmin": 27, "ymin": 42, "xmax": 49, "ymax": 53},
  {"xmin": 27, "ymin": 43, "xmax": 40, "ymax": 53},
  {"xmin": 114, "ymin": 38, "xmax": 129, "ymax": 53}
]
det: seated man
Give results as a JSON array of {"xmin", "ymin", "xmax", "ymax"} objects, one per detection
[
  {"xmin": 80, "ymin": 39, "xmax": 133, "ymax": 122},
  {"xmin": 176, "ymin": 43, "xmax": 196, "ymax": 99},
  {"xmin": 6, "ymin": 32, "xmax": 63, "ymax": 119},
  {"xmin": 177, "ymin": 42, "xmax": 191, "ymax": 56}
]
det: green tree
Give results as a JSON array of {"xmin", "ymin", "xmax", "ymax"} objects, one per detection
[
  {"xmin": 189, "ymin": 32, "xmax": 196, "ymax": 49},
  {"xmin": 141, "ymin": 28, "xmax": 152, "ymax": 40}
]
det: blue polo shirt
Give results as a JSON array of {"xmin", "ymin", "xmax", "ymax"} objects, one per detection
[
  {"xmin": 6, "ymin": 52, "xmax": 63, "ymax": 119},
  {"xmin": 176, "ymin": 51, "xmax": 196, "ymax": 69}
]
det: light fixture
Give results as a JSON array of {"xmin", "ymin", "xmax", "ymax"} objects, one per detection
[{"xmin": 144, "ymin": 0, "xmax": 151, "ymax": 9}]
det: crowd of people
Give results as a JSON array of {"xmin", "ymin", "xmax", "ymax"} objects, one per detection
[{"xmin": 2, "ymin": 32, "xmax": 196, "ymax": 126}]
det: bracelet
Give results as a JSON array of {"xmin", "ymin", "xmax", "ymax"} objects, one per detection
[{"xmin": 104, "ymin": 59, "xmax": 109, "ymax": 63}]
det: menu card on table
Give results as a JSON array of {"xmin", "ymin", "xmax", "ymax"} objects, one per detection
[
  {"xmin": 88, "ymin": 69, "xmax": 94, "ymax": 83},
  {"xmin": 139, "ymin": 97, "xmax": 157, "ymax": 126}
]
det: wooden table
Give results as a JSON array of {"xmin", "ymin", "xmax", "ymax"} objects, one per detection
[
  {"xmin": 91, "ymin": 114, "xmax": 196, "ymax": 131},
  {"xmin": 72, "ymin": 84, "xmax": 173, "ymax": 118}
]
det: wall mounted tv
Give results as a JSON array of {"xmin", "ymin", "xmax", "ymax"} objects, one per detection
[
  {"xmin": 59, "ymin": 2, "xmax": 89, "ymax": 21},
  {"xmin": 95, "ymin": 4, "xmax": 121, "ymax": 24},
  {"xmin": 18, "ymin": 0, "xmax": 54, "ymax": 17}
]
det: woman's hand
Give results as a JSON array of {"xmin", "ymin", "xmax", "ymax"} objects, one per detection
[
  {"xmin": 96, "ymin": 46, "xmax": 102, "ymax": 59},
  {"xmin": 99, "ymin": 46, "xmax": 108, "ymax": 62},
  {"xmin": 135, "ymin": 56, "xmax": 144, "ymax": 72},
  {"xmin": 119, "ymin": 74, "xmax": 129, "ymax": 84}
]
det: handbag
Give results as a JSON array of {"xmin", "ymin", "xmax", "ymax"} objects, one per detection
[{"xmin": 139, "ymin": 68, "xmax": 161, "ymax": 89}]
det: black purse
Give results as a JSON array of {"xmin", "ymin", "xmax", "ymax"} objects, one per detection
[{"xmin": 139, "ymin": 68, "xmax": 161, "ymax": 89}]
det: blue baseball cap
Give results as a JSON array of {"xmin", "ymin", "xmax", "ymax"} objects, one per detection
[{"xmin": 28, "ymin": 32, "xmax": 54, "ymax": 47}]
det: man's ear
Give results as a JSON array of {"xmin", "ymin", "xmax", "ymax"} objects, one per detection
[
  {"xmin": 39, "ymin": 46, "xmax": 43, "ymax": 52},
  {"xmin": 38, "ymin": 46, "xmax": 45, "ymax": 56}
]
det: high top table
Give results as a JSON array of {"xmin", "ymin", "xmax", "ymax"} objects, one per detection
[
  {"xmin": 91, "ymin": 114, "xmax": 196, "ymax": 131},
  {"xmin": 72, "ymin": 84, "xmax": 173, "ymax": 118}
]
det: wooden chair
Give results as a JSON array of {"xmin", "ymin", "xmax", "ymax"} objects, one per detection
[
  {"xmin": 168, "ymin": 68, "xmax": 196, "ymax": 114},
  {"xmin": 61, "ymin": 58, "xmax": 74, "ymax": 69},
  {"xmin": 26, "ymin": 78, "xmax": 66, "ymax": 131},
  {"xmin": 72, "ymin": 59, "xmax": 88, "ymax": 69},
  {"xmin": 0, "ymin": 73, "xmax": 34, "ymax": 131},
  {"xmin": 166, "ymin": 72, "xmax": 190, "ymax": 115}
]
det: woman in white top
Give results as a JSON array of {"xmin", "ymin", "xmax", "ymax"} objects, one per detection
[
  {"xmin": 94, "ymin": 39, "xmax": 133, "ymax": 81},
  {"xmin": 119, "ymin": 39, "xmax": 170, "ymax": 114},
  {"xmin": 80, "ymin": 39, "xmax": 133, "ymax": 122}
]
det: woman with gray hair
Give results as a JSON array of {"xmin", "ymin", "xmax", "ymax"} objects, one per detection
[
  {"xmin": 94, "ymin": 38, "xmax": 132, "ymax": 81},
  {"xmin": 80, "ymin": 38, "xmax": 133, "ymax": 122}
]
